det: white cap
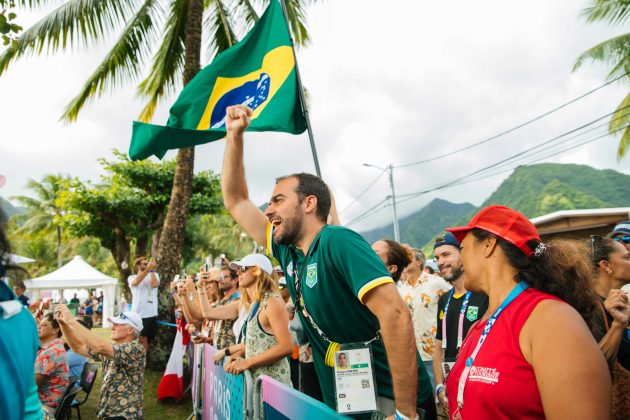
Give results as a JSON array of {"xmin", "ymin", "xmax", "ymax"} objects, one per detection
[
  {"xmin": 108, "ymin": 311, "xmax": 144, "ymax": 332},
  {"xmin": 278, "ymin": 276, "xmax": 287, "ymax": 286},
  {"xmin": 229, "ymin": 254, "xmax": 273, "ymax": 275}
]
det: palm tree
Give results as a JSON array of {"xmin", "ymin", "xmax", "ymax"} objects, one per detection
[
  {"xmin": 0, "ymin": 0, "xmax": 316, "ymax": 367},
  {"xmin": 574, "ymin": 0, "xmax": 630, "ymax": 159},
  {"xmin": 12, "ymin": 174, "xmax": 68, "ymax": 268}
]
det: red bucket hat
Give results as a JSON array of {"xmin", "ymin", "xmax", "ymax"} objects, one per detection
[{"xmin": 446, "ymin": 205, "xmax": 541, "ymax": 257}]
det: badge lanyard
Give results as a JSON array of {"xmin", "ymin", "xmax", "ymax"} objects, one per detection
[
  {"xmin": 442, "ymin": 290, "xmax": 472, "ymax": 351},
  {"xmin": 290, "ymin": 235, "xmax": 379, "ymax": 367},
  {"xmin": 453, "ymin": 282, "xmax": 529, "ymax": 419}
]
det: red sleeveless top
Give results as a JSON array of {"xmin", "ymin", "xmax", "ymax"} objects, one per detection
[{"xmin": 446, "ymin": 288, "xmax": 561, "ymax": 419}]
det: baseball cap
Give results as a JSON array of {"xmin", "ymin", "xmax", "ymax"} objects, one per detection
[
  {"xmin": 434, "ymin": 232, "xmax": 460, "ymax": 250},
  {"xmin": 229, "ymin": 254, "xmax": 273, "ymax": 275},
  {"xmin": 446, "ymin": 205, "xmax": 540, "ymax": 257},
  {"xmin": 274, "ymin": 265, "xmax": 284, "ymax": 273},
  {"xmin": 108, "ymin": 311, "xmax": 144, "ymax": 332},
  {"xmin": 278, "ymin": 276, "xmax": 287, "ymax": 286},
  {"xmin": 609, "ymin": 221, "xmax": 630, "ymax": 237}
]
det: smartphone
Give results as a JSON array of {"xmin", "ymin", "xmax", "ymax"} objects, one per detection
[
  {"xmin": 173, "ymin": 274, "xmax": 180, "ymax": 282},
  {"xmin": 205, "ymin": 257, "xmax": 210, "ymax": 272}
]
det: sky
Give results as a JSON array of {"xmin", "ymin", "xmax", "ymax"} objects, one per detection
[{"xmin": 0, "ymin": 0, "xmax": 628, "ymax": 234}]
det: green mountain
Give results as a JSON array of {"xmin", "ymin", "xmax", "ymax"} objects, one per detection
[
  {"xmin": 360, "ymin": 198, "xmax": 475, "ymax": 248},
  {"xmin": 479, "ymin": 163, "xmax": 630, "ymax": 218},
  {"xmin": 359, "ymin": 163, "xmax": 630, "ymax": 253},
  {"xmin": 0, "ymin": 196, "xmax": 24, "ymax": 218}
]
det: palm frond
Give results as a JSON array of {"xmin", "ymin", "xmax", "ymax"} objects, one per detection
[
  {"xmin": 610, "ymin": 91, "xmax": 630, "ymax": 158},
  {"xmin": 282, "ymin": 0, "xmax": 313, "ymax": 47},
  {"xmin": 61, "ymin": 0, "xmax": 163, "ymax": 122},
  {"xmin": 234, "ymin": 0, "xmax": 259, "ymax": 30},
  {"xmin": 136, "ymin": 0, "xmax": 188, "ymax": 122},
  {"xmin": 582, "ymin": 0, "xmax": 630, "ymax": 26},
  {"xmin": 1, "ymin": 0, "xmax": 140, "ymax": 76},
  {"xmin": 573, "ymin": 32, "xmax": 630, "ymax": 80},
  {"xmin": 204, "ymin": 0, "xmax": 237, "ymax": 60}
]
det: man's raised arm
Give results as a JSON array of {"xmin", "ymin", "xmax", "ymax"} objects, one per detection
[{"xmin": 221, "ymin": 105, "xmax": 268, "ymax": 246}]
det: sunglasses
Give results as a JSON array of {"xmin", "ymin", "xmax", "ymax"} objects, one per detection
[
  {"xmin": 613, "ymin": 235, "xmax": 630, "ymax": 244},
  {"xmin": 237, "ymin": 266, "xmax": 253, "ymax": 274}
]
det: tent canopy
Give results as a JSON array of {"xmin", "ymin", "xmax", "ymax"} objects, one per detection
[
  {"xmin": 8, "ymin": 253, "xmax": 36, "ymax": 264},
  {"xmin": 25, "ymin": 255, "xmax": 119, "ymax": 327}
]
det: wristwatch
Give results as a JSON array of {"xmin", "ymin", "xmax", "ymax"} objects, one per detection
[
  {"xmin": 224, "ymin": 347, "xmax": 231, "ymax": 356},
  {"xmin": 436, "ymin": 384, "xmax": 446, "ymax": 395}
]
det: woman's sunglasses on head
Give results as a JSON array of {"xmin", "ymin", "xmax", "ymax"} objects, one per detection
[{"xmin": 613, "ymin": 235, "xmax": 630, "ymax": 244}]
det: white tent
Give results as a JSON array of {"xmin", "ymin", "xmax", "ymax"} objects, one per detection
[
  {"xmin": 8, "ymin": 253, "xmax": 36, "ymax": 264},
  {"xmin": 24, "ymin": 256, "xmax": 119, "ymax": 327}
]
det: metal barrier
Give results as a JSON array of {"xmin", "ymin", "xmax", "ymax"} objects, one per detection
[
  {"xmin": 192, "ymin": 345, "xmax": 344, "ymax": 419},
  {"xmin": 190, "ymin": 343, "xmax": 253, "ymax": 420}
]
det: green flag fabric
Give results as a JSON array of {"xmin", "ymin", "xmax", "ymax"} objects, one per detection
[{"xmin": 129, "ymin": 0, "xmax": 306, "ymax": 160}]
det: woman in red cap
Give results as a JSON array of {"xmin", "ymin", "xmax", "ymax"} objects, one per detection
[{"xmin": 445, "ymin": 205, "xmax": 610, "ymax": 419}]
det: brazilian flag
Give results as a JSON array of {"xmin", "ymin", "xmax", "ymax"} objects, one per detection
[{"xmin": 129, "ymin": 0, "xmax": 306, "ymax": 160}]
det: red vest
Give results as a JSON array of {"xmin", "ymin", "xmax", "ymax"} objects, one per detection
[{"xmin": 446, "ymin": 288, "xmax": 560, "ymax": 419}]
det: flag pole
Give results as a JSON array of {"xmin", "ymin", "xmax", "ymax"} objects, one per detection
[{"xmin": 279, "ymin": 0, "xmax": 322, "ymax": 178}]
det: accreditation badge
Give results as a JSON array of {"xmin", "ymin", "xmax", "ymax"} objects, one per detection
[{"xmin": 334, "ymin": 343, "xmax": 378, "ymax": 414}]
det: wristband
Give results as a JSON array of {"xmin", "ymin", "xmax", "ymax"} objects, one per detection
[
  {"xmin": 224, "ymin": 347, "xmax": 231, "ymax": 356},
  {"xmin": 436, "ymin": 384, "xmax": 446, "ymax": 395},
  {"xmin": 394, "ymin": 409, "xmax": 419, "ymax": 420}
]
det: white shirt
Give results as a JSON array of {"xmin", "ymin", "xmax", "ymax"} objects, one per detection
[
  {"xmin": 127, "ymin": 272, "xmax": 160, "ymax": 318},
  {"xmin": 398, "ymin": 272, "xmax": 452, "ymax": 361}
]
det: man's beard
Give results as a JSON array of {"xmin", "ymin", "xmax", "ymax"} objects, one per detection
[
  {"xmin": 443, "ymin": 265, "xmax": 464, "ymax": 283},
  {"xmin": 273, "ymin": 206, "xmax": 304, "ymax": 246}
]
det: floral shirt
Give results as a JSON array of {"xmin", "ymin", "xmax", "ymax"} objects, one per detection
[
  {"xmin": 89, "ymin": 341, "xmax": 145, "ymax": 419},
  {"xmin": 35, "ymin": 338, "xmax": 69, "ymax": 408},
  {"xmin": 398, "ymin": 272, "xmax": 451, "ymax": 361}
]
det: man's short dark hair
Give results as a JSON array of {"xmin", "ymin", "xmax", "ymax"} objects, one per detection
[
  {"xmin": 45, "ymin": 312, "xmax": 62, "ymax": 338},
  {"xmin": 276, "ymin": 173, "xmax": 331, "ymax": 223},
  {"xmin": 221, "ymin": 265, "xmax": 238, "ymax": 279},
  {"xmin": 14, "ymin": 282, "xmax": 26, "ymax": 291}
]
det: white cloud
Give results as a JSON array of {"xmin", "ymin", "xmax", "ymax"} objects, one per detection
[{"xmin": 1, "ymin": 0, "xmax": 628, "ymax": 233}]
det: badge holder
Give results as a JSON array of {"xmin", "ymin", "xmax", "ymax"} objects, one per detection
[{"xmin": 333, "ymin": 342, "xmax": 379, "ymax": 415}]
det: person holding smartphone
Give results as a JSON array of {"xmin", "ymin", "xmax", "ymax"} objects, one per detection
[{"xmin": 128, "ymin": 256, "xmax": 159, "ymax": 352}]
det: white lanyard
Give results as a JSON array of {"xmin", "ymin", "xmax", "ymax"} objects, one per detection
[
  {"xmin": 453, "ymin": 282, "xmax": 528, "ymax": 419},
  {"xmin": 442, "ymin": 290, "xmax": 471, "ymax": 351}
]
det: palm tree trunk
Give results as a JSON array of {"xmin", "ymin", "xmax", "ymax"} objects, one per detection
[
  {"xmin": 57, "ymin": 225, "xmax": 62, "ymax": 268},
  {"xmin": 149, "ymin": 0, "xmax": 204, "ymax": 370}
]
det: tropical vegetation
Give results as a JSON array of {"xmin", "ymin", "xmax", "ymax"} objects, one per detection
[
  {"xmin": 0, "ymin": 0, "xmax": 318, "ymax": 367},
  {"xmin": 574, "ymin": 0, "xmax": 630, "ymax": 158}
]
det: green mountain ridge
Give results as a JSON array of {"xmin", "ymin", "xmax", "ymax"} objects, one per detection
[
  {"xmin": 479, "ymin": 163, "xmax": 630, "ymax": 218},
  {"xmin": 360, "ymin": 163, "xmax": 630, "ymax": 252},
  {"xmin": 0, "ymin": 196, "xmax": 24, "ymax": 218},
  {"xmin": 359, "ymin": 198, "xmax": 475, "ymax": 247}
]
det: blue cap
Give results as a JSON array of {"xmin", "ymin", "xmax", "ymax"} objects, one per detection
[
  {"xmin": 610, "ymin": 221, "xmax": 630, "ymax": 237},
  {"xmin": 434, "ymin": 232, "xmax": 460, "ymax": 250}
]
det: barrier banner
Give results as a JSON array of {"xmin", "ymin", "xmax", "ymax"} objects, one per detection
[
  {"xmin": 192, "ymin": 344, "xmax": 247, "ymax": 420},
  {"xmin": 259, "ymin": 375, "xmax": 345, "ymax": 419}
]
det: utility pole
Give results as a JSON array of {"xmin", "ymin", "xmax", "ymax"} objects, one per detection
[{"xmin": 363, "ymin": 163, "xmax": 401, "ymax": 242}]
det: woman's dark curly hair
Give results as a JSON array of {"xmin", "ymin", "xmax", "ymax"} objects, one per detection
[{"xmin": 470, "ymin": 228, "xmax": 599, "ymax": 331}]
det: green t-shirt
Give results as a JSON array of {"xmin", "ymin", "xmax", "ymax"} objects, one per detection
[{"xmin": 268, "ymin": 224, "xmax": 432, "ymax": 409}]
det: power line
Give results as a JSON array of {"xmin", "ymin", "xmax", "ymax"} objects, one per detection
[
  {"xmin": 397, "ymin": 105, "xmax": 630, "ymax": 199},
  {"xmin": 394, "ymin": 71, "xmax": 630, "ymax": 169},
  {"xmin": 395, "ymin": 123, "xmax": 630, "ymax": 205},
  {"xmin": 346, "ymin": 198, "xmax": 388, "ymax": 227},
  {"xmin": 348, "ymin": 122, "xmax": 629, "ymax": 226},
  {"xmin": 339, "ymin": 170, "xmax": 385, "ymax": 215}
]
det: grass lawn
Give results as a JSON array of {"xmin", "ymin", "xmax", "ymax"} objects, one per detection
[{"xmin": 78, "ymin": 328, "xmax": 192, "ymax": 419}]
